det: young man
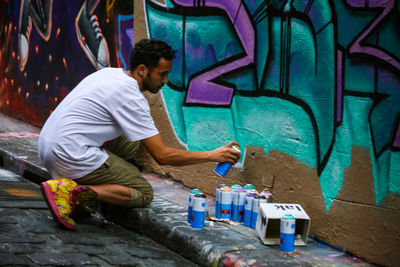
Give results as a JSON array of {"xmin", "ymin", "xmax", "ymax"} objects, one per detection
[{"xmin": 39, "ymin": 38, "xmax": 240, "ymax": 229}]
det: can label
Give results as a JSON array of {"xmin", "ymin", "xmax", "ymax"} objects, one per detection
[
  {"xmin": 280, "ymin": 214, "xmax": 296, "ymax": 253},
  {"xmin": 214, "ymin": 162, "xmax": 233, "ymax": 177},
  {"xmin": 232, "ymin": 189, "xmax": 246, "ymax": 222},
  {"xmin": 251, "ymin": 197, "xmax": 260, "ymax": 229},
  {"xmin": 187, "ymin": 189, "xmax": 202, "ymax": 223},
  {"xmin": 251, "ymin": 196, "xmax": 268, "ymax": 229},
  {"xmin": 219, "ymin": 188, "xmax": 233, "ymax": 220},
  {"xmin": 191, "ymin": 193, "xmax": 207, "ymax": 229},
  {"xmin": 215, "ymin": 184, "xmax": 226, "ymax": 219},
  {"xmin": 243, "ymin": 193, "xmax": 257, "ymax": 227}
]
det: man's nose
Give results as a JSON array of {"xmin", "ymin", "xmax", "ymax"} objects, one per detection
[{"xmin": 162, "ymin": 75, "xmax": 168, "ymax": 84}]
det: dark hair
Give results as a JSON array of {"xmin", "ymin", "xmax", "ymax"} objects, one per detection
[{"xmin": 129, "ymin": 38, "xmax": 175, "ymax": 70}]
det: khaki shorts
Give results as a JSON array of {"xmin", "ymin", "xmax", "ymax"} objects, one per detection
[{"xmin": 75, "ymin": 136, "xmax": 153, "ymax": 207}]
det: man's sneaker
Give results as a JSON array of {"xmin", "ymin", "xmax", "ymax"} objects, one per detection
[
  {"xmin": 75, "ymin": 2, "xmax": 110, "ymax": 69},
  {"xmin": 40, "ymin": 178, "xmax": 77, "ymax": 229},
  {"xmin": 70, "ymin": 186, "xmax": 98, "ymax": 217},
  {"xmin": 18, "ymin": 0, "xmax": 32, "ymax": 71}
]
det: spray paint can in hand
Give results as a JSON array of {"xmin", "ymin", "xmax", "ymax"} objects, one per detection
[
  {"xmin": 232, "ymin": 188, "xmax": 246, "ymax": 222},
  {"xmin": 219, "ymin": 187, "xmax": 233, "ymax": 220},
  {"xmin": 191, "ymin": 193, "xmax": 207, "ymax": 229},
  {"xmin": 187, "ymin": 188, "xmax": 202, "ymax": 223},
  {"xmin": 280, "ymin": 214, "xmax": 296, "ymax": 253},
  {"xmin": 243, "ymin": 192, "xmax": 257, "ymax": 227},
  {"xmin": 214, "ymin": 145, "xmax": 241, "ymax": 177},
  {"xmin": 251, "ymin": 195, "xmax": 268, "ymax": 229},
  {"xmin": 215, "ymin": 184, "xmax": 226, "ymax": 219}
]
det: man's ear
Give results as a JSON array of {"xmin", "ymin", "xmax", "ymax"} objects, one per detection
[{"xmin": 138, "ymin": 64, "xmax": 148, "ymax": 78}]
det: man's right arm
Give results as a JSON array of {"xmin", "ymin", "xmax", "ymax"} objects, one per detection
[{"xmin": 141, "ymin": 134, "xmax": 240, "ymax": 166}]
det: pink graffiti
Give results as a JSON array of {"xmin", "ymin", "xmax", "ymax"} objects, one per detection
[
  {"xmin": 171, "ymin": 0, "xmax": 255, "ymax": 105},
  {"xmin": 346, "ymin": 0, "xmax": 400, "ymax": 72},
  {"xmin": 0, "ymin": 131, "xmax": 40, "ymax": 139}
]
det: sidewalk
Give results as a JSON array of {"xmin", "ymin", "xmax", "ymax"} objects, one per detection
[
  {"xmin": 0, "ymin": 112, "xmax": 377, "ymax": 267},
  {"xmin": 0, "ymin": 167, "xmax": 196, "ymax": 266}
]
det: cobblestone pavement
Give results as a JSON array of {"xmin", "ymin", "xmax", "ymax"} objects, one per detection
[{"xmin": 0, "ymin": 167, "xmax": 197, "ymax": 266}]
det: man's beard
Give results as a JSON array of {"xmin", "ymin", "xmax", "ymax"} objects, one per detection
[{"xmin": 143, "ymin": 77, "xmax": 162, "ymax": 94}]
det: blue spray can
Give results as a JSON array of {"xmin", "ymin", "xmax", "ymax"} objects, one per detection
[
  {"xmin": 187, "ymin": 188, "xmax": 202, "ymax": 223},
  {"xmin": 191, "ymin": 193, "xmax": 207, "ymax": 229},
  {"xmin": 219, "ymin": 187, "xmax": 233, "ymax": 220},
  {"xmin": 232, "ymin": 188, "xmax": 246, "ymax": 222},
  {"xmin": 251, "ymin": 195, "xmax": 268, "ymax": 229},
  {"xmin": 243, "ymin": 192, "xmax": 257, "ymax": 227},
  {"xmin": 215, "ymin": 184, "xmax": 226, "ymax": 219},
  {"xmin": 280, "ymin": 214, "xmax": 296, "ymax": 253},
  {"xmin": 214, "ymin": 145, "xmax": 241, "ymax": 177}
]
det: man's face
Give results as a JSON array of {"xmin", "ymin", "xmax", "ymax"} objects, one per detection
[{"xmin": 142, "ymin": 58, "xmax": 172, "ymax": 94}]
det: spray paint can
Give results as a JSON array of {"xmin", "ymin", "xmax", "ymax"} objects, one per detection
[
  {"xmin": 232, "ymin": 188, "xmax": 247, "ymax": 222},
  {"xmin": 280, "ymin": 214, "xmax": 296, "ymax": 253},
  {"xmin": 243, "ymin": 184, "xmax": 255, "ymax": 191},
  {"xmin": 214, "ymin": 145, "xmax": 241, "ymax": 177},
  {"xmin": 251, "ymin": 195, "xmax": 268, "ymax": 229},
  {"xmin": 187, "ymin": 188, "xmax": 202, "ymax": 223},
  {"xmin": 215, "ymin": 184, "xmax": 226, "ymax": 219},
  {"xmin": 219, "ymin": 187, "xmax": 233, "ymax": 220},
  {"xmin": 259, "ymin": 189, "xmax": 272, "ymax": 202},
  {"xmin": 243, "ymin": 192, "xmax": 257, "ymax": 227},
  {"xmin": 191, "ymin": 193, "xmax": 207, "ymax": 229}
]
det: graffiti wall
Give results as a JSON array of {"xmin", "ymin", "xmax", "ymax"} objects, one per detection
[
  {"xmin": 0, "ymin": 0, "xmax": 134, "ymax": 126},
  {"xmin": 142, "ymin": 0, "xmax": 400, "ymax": 265}
]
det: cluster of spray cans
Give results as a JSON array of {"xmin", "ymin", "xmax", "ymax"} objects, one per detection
[
  {"xmin": 187, "ymin": 189, "xmax": 207, "ymax": 228},
  {"xmin": 215, "ymin": 184, "xmax": 272, "ymax": 229}
]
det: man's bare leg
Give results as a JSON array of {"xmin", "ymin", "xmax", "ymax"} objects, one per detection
[{"xmin": 79, "ymin": 184, "xmax": 131, "ymax": 206}]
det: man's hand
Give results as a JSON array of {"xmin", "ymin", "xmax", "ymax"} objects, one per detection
[{"xmin": 209, "ymin": 141, "xmax": 241, "ymax": 164}]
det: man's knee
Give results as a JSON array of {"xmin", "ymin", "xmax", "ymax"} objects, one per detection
[
  {"xmin": 127, "ymin": 186, "xmax": 154, "ymax": 207},
  {"xmin": 142, "ymin": 187, "xmax": 154, "ymax": 206}
]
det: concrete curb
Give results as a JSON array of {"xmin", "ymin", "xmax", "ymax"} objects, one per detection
[
  {"xmin": 101, "ymin": 198, "xmax": 310, "ymax": 267},
  {"xmin": 0, "ymin": 147, "xmax": 51, "ymax": 183}
]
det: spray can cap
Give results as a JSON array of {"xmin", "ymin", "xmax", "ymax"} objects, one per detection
[
  {"xmin": 243, "ymin": 184, "xmax": 255, "ymax": 189},
  {"xmin": 230, "ymin": 184, "xmax": 242, "ymax": 189},
  {"xmin": 232, "ymin": 145, "xmax": 241, "ymax": 152},
  {"xmin": 282, "ymin": 214, "xmax": 295, "ymax": 220},
  {"xmin": 220, "ymin": 187, "xmax": 232, "ymax": 191},
  {"xmin": 190, "ymin": 188, "xmax": 202, "ymax": 194}
]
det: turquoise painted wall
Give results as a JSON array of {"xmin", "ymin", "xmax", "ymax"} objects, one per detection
[{"xmin": 145, "ymin": 0, "xmax": 400, "ymax": 211}]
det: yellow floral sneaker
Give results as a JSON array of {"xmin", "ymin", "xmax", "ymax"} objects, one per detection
[{"xmin": 40, "ymin": 178, "xmax": 77, "ymax": 229}]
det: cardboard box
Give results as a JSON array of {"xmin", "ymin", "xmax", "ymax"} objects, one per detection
[{"xmin": 256, "ymin": 203, "xmax": 310, "ymax": 246}]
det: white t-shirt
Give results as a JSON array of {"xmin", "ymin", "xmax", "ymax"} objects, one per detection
[{"xmin": 39, "ymin": 68, "xmax": 159, "ymax": 179}]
